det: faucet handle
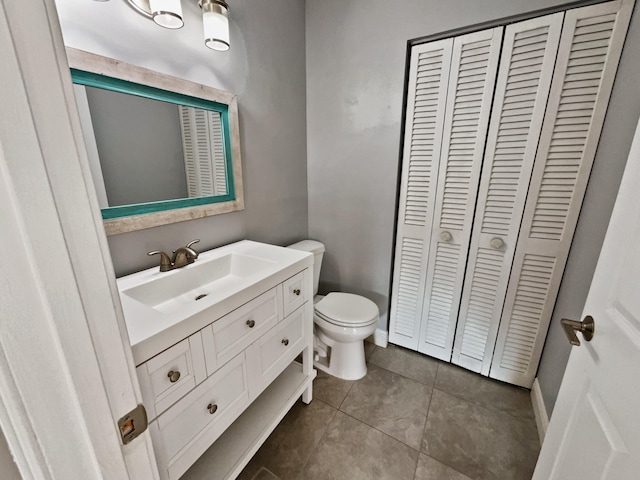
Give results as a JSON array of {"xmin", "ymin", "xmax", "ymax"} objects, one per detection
[
  {"xmin": 185, "ymin": 239, "xmax": 200, "ymax": 261},
  {"xmin": 148, "ymin": 250, "xmax": 173, "ymax": 272}
]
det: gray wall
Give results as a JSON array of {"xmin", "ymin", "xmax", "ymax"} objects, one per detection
[
  {"xmin": 306, "ymin": 0, "xmax": 640, "ymax": 415},
  {"xmin": 85, "ymin": 86, "xmax": 188, "ymax": 207},
  {"xmin": 0, "ymin": 428, "xmax": 20, "ymax": 480},
  {"xmin": 56, "ymin": 0, "xmax": 308, "ymax": 276}
]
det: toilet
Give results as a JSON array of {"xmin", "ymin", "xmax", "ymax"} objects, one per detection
[{"xmin": 288, "ymin": 240, "xmax": 379, "ymax": 380}]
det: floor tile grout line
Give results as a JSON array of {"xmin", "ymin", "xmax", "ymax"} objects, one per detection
[
  {"xmin": 368, "ymin": 360, "xmax": 438, "ymax": 387},
  {"xmin": 337, "ymin": 407, "xmax": 425, "ymax": 454},
  {"xmin": 430, "ymin": 385, "xmax": 536, "ymax": 423},
  {"xmin": 295, "ymin": 399, "xmax": 340, "ymax": 480}
]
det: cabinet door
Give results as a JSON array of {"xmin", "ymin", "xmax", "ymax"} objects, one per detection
[
  {"xmin": 418, "ymin": 27, "xmax": 502, "ymax": 360},
  {"xmin": 490, "ymin": 0, "xmax": 633, "ymax": 387},
  {"xmin": 452, "ymin": 13, "xmax": 564, "ymax": 372},
  {"xmin": 389, "ymin": 39, "xmax": 453, "ymax": 349}
]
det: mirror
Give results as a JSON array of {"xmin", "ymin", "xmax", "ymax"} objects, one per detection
[{"xmin": 67, "ymin": 48, "xmax": 244, "ymax": 235}]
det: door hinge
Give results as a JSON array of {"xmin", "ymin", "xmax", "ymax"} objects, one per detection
[{"xmin": 118, "ymin": 404, "xmax": 148, "ymax": 445}]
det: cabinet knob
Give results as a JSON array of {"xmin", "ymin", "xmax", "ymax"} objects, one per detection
[
  {"xmin": 282, "ymin": 338, "xmax": 289, "ymax": 346},
  {"xmin": 440, "ymin": 231, "xmax": 453, "ymax": 242},
  {"xmin": 246, "ymin": 319, "xmax": 255, "ymax": 328},
  {"xmin": 490, "ymin": 237, "xmax": 505, "ymax": 249},
  {"xmin": 293, "ymin": 288, "xmax": 301, "ymax": 296},
  {"xmin": 167, "ymin": 370, "xmax": 181, "ymax": 383},
  {"xmin": 207, "ymin": 403, "xmax": 218, "ymax": 415}
]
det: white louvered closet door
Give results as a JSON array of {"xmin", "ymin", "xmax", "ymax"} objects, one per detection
[
  {"xmin": 490, "ymin": 0, "xmax": 634, "ymax": 387},
  {"xmin": 451, "ymin": 14, "xmax": 564, "ymax": 373},
  {"xmin": 418, "ymin": 28, "xmax": 502, "ymax": 361},
  {"xmin": 179, "ymin": 107, "xmax": 226, "ymax": 197},
  {"xmin": 389, "ymin": 39, "xmax": 453, "ymax": 350}
]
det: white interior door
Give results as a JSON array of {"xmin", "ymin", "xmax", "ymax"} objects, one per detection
[
  {"xmin": 389, "ymin": 39, "xmax": 453, "ymax": 350},
  {"xmin": 0, "ymin": 0, "xmax": 159, "ymax": 477},
  {"xmin": 418, "ymin": 27, "xmax": 502, "ymax": 360},
  {"xmin": 490, "ymin": 0, "xmax": 634, "ymax": 387},
  {"xmin": 452, "ymin": 12, "xmax": 563, "ymax": 372},
  {"xmin": 533, "ymin": 117, "xmax": 640, "ymax": 479}
]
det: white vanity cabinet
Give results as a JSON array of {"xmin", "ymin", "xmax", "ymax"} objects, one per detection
[{"xmin": 120, "ymin": 241, "xmax": 316, "ymax": 480}]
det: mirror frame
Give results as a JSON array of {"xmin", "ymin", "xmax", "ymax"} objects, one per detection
[{"xmin": 66, "ymin": 48, "xmax": 244, "ymax": 236}]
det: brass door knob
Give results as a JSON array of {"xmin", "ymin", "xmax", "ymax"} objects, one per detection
[
  {"xmin": 207, "ymin": 403, "xmax": 218, "ymax": 415},
  {"xmin": 561, "ymin": 316, "xmax": 595, "ymax": 346},
  {"xmin": 293, "ymin": 289, "xmax": 301, "ymax": 296},
  {"xmin": 246, "ymin": 319, "xmax": 255, "ymax": 328},
  {"xmin": 282, "ymin": 338, "xmax": 289, "ymax": 346},
  {"xmin": 167, "ymin": 370, "xmax": 181, "ymax": 383}
]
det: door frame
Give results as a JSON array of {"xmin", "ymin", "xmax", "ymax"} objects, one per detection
[{"xmin": 0, "ymin": 0, "xmax": 158, "ymax": 477}]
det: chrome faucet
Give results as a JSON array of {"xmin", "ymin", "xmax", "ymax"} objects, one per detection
[{"xmin": 148, "ymin": 239, "xmax": 200, "ymax": 272}]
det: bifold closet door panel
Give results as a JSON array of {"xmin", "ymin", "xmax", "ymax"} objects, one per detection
[
  {"xmin": 451, "ymin": 13, "xmax": 564, "ymax": 372},
  {"xmin": 490, "ymin": 0, "xmax": 634, "ymax": 388},
  {"xmin": 417, "ymin": 27, "xmax": 503, "ymax": 360},
  {"xmin": 389, "ymin": 39, "xmax": 453, "ymax": 350}
]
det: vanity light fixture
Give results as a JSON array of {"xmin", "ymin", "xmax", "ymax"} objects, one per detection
[{"xmin": 123, "ymin": 0, "xmax": 230, "ymax": 50}]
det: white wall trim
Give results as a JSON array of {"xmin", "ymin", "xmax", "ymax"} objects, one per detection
[
  {"xmin": 371, "ymin": 329, "xmax": 389, "ymax": 348},
  {"xmin": 531, "ymin": 377, "xmax": 549, "ymax": 445}
]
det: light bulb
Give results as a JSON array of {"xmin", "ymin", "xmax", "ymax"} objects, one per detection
[
  {"xmin": 149, "ymin": 0, "xmax": 184, "ymax": 29},
  {"xmin": 202, "ymin": 1, "xmax": 230, "ymax": 51}
]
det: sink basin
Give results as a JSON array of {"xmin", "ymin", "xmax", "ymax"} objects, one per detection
[
  {"xmin": 116, "ymin": 240, "xmax": 314, "ymax": 365},
  {"xmin": 122, "ymin": 252, "xmax": 276, "ymax": 314}
]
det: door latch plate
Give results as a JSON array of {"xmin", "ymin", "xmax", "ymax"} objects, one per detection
[{"xmin": 118, "ymin": 404, "xmax": 148, "ymax": 445}]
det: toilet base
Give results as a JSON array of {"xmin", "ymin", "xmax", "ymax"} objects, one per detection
[{"xmin": 314, "ymin": 328, "xmax": 368, "ymax": 381}]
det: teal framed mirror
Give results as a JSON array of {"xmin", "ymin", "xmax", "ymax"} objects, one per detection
[{"xmin": 67, "ymin": 48, "xmax": 244, "ymax": 235}]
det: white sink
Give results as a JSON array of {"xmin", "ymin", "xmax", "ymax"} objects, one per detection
[
  {"xmin": 117, "ymin": 240, "xmax": 313, "ymax": 365},
  {"xmin": 122, "ymin": 252, "xmax": 276, "ymax": 315}
]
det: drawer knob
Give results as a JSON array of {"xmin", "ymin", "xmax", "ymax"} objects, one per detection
[
  {"xmin": 207, "ymin": 403, "xmax": 218, "ymax": 415},
  {"xmin": 293, "ymin": 288, "xmax": 301, "ymax": 296},
  {"xmin": 246, "ymin": 319, "xmax": 255, "ymax": 328},
  {"xmin": 167, "ymin": 371, "xmax": 181, "ymax": 383},
  {"xmin": 282, "ymin": 338, "xmax": 289, "ymax": 346}
]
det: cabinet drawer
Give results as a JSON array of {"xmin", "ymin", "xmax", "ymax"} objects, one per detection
[
  {"xmin": 153, "ymin": 352, "xmax": 250, "ymax": 480},
  {"xmin": 283, "ymin": 270, "xmax": 307, "ymax": 317},
  {"xmin": 137, "ymin": 332, "xmax": 207, "ymax": 420},
  {"xmin": 202, "ymin": 287, "xmax": 282, "ymax": 374},
  {"xmin": 249, "ymin": 303, "xmax": 309, "ymax": 394}
]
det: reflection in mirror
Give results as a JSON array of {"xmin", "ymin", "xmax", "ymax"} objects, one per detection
[
  {"xmin": 66, "ymin": 48, "xmax": 243, "ymax": 236},
  {"xmin": 75, "ymin": 85, "xmax": 228, "ymax": 208}
]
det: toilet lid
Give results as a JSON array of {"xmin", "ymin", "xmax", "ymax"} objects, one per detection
[{"xmin": 315, "ymin": 292, "xmax": 379, "ymax": 327}]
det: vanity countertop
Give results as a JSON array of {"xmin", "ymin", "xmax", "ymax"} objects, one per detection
[{"xmin": 117, "ymin": 240, "xmax": 313, "ymax": 365}]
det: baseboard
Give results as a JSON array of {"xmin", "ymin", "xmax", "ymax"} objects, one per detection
[
  {"xmin": 366, "ymin": 329, "xmax": 388, "ymax": 348},
  {"xmin": 531, "ymin": 378, "xmax": 549, "ymax": 445}
]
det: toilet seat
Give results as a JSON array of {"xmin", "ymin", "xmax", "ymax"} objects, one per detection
[{"xmin": 314, "ymin": 292, "xmax": 378, "ymax": 328}]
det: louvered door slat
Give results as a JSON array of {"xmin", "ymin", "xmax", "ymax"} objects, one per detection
[
  {"xmin": 178, "ymin": 106, "xmax": 198, "ymax": 197},
  {"xmin": 490, "ymin": 0, "xmax": 633, "ymax": 387},
  {"xmin": 389, "ymin": 39, "xmax": 453, "ymax": 350},
  {"xmin": 452, "ymin": 13, "xmax": 564, "ymax": 373},
  {"xmin": 418, "ymin": 28, "xmax": 502, "ymax": 360},
  {"xmin": 208, "ymin": 111, "xmax": 227, "ymax": 195},
  {"xmin": 179, "ymin": 106, "xmax": 222, "ymax": 198}
]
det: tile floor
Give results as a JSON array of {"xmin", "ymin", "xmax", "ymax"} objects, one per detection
[{"xmin": 236, "ymin": 343, "xmax": 540, "ymax": 480}]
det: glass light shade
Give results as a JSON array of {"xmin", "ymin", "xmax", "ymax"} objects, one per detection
[
  {"xmin": 149, "ymin": 0, "xmax": 184, "ymax": 29},
  {"xmin": 203, "ymin": 2, "xmax": 230, "ymax": 51}
]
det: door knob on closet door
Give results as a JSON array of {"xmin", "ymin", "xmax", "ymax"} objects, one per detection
[
  {"xmin": 440, "ymin": 231, "xmax": 453, "ymax": 242},
  {"xmin": 490, "ymin": 237, "xmax": 505, "ymax": 249}
]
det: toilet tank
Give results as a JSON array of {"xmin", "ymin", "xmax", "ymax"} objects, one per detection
[{"xmin": 287, "ymin": 240, "xmax": 325, "ymax": 296}]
